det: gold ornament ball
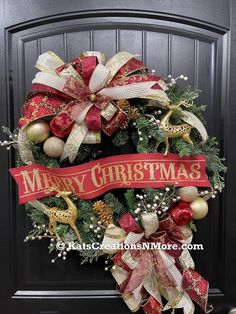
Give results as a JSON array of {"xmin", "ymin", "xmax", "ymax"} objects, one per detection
[
  {"xmin": 89, "ymin": 93, "xmax": 97, "ymax": 102},
  {"xmin": 190, "ymin": 197, "xmax": 208, "ymax": 220},
  {"xmin": 178, "ymin": 186, "xmax": 199, "ymax": 203},
  {"xmin": 26, "ymin": 120, "xmax": 50, "ymax": 143},
  {"xmin": 43, "ymin": 136, "xmax": 65, "ymax": 158}
]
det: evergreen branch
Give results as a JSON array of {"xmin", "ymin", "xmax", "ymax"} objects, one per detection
[
  {"xmin": 112, "ymin": 129, "xmax": 129, "ymax": 146},
  {"xmin": 188, "ymin": 220, "xmax": 197, "ymax": 232},
  {"xmin": 78, "ymin": 248, "xmax": 103, "ymax": 265},
  {"xmin": 124, "ymin": 189, "xmax": 136, "ymax": 211},
  {"xmin": 166, "ymin": 85, "xmax": 200, "ymax": 103},
  {"xmin": 103, "ymin": 193, "xmax": 126, "ymax": 215}
]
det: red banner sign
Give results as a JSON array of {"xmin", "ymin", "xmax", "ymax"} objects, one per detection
[{"xmin": 9, "ymin": 153, "xmax": 210, "ymax": 204}]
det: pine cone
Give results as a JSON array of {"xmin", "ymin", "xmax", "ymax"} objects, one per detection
[
  {"xmin": 116, "ymin": 99, "xmax": 140, "ymax": 121},
  {"xmin": 93, "ymin": 201, "xmax": 113, "ymax": 227},
  {"xmin": 127, "ymin": 106, "xmax": 140, "ymax": 120},
  {"xmin": 116, "ymin": 99, "xmax": 130, "ymax": 110}
]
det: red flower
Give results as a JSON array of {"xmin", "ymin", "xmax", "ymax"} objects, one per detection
[{"xmin": 169, "ymin": 201, "xmax": 193, "ymax": 226}]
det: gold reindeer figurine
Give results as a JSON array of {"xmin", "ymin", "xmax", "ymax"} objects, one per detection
[
  {"xmin": 159, "ymin": 100, "xmax": 193, "ymax": 155},
  {"xmin": 43, "ymin": 188, "xmax": 83, "ymax": 243}
]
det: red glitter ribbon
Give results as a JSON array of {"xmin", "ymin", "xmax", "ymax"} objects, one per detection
[
  {"xmin": 19, "ymin": 54, "xmax": 164, "ymax": 137},
  {"xmin": 142, "ymin": 296, "xmax": 162, "ymax": 314},
  {"xmin": 182, "ymin": 268, "xmax": 213, "ymax": 313},
  {"xmin": 19, "ymin": 55, "xmax": 129, "ymax": 137},
  {"xmin": 112, "ymin": 212, "xmax": 213, "ymax": 313}
]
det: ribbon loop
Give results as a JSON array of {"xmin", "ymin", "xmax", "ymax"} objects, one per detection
[
  {"xmin": 21, "ymin": 50, "xmax": 170, "ymax": 163},
  {"xmin": 105, "ymin": 51, "xmax": 136, "ymax": 82},
  {"xmin": 35, "ymin": 50, "xmax": 64, "ymax": 73},
  {"xmin": 99, "ymin": 81, "xmax": 161, "ymax": 99},
  {"xmin": 110, "ymin": 211, "xmax": 212, "ymax": 313},
  {"xmin": 89, "ymin": 64, "xmax": 110, "ymax": 93}
]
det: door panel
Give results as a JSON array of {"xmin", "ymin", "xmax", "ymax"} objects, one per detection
[{"xmin": 0, "ymin": 1, "xmax": 235, "ymax": 313}]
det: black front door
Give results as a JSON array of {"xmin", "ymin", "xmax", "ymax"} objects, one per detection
[{"xmin": 0, "ymin": 1, "xmax": 235, "ymax": 313}]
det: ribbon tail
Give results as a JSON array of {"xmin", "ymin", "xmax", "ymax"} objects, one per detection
[
  {"xmin": 60, "ymin": 122, "xmax": 88, "ymax": 163},
  {"xmin": 28, "ymin": 200, "xmax": 48, "ymax": 212},
  {"xmin": 111, "ymin": 265, "xmax": 129, "ymax": 285},
  {"xmin": 159, "ymin": 250, "xmax": 183, "ymax": 290},
  {"xmin": 152, "ymin": 249, "xmax": 177, "ymax": 288},
  {"xmin": 163, "ymin": 291, "xmax": 195, "ymax": 314},
  {"xmin": 17, "ymin": 127, "xmax": 35, "ymax": 165},
  {"xmin": 180, "ymin": 110, "xmax": 208, "ymax": 143},
  {"xmin": 142, "ymin": 295, "xmax": 162, "ymax": 314},
  {"xmin": 182, "ymin": 268, "xmax": 213, "ymax": 313},
  {"xmin": 143, "ymin": 270, "xmax": 162, "ymax": 306},
  {"xmin": 124, "ymin": 253, "xmax": 149, "ymax": 294},
  {"xmin": 139, "ymin": 91, "xmax": 170, "ymax": 106},
  {"xmin": 178, "ymin": 249, "xmax": 195, "ymax": 270},
  {"xmin": 122, "ymin": 293, "xmax": 142, "ymax": 312},
  {"xmin": 177, "ymin": 293, "xmax": 195, "ymax": 314}
]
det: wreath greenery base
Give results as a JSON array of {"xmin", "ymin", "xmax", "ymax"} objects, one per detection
[{"xmin": 0, "ymin": 50, "xmax": 226, "ymax": 314}]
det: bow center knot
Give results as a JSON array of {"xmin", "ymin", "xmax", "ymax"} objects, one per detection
[{"xmin": 89, "ymin": 93, "xmax": 97, "ymax": 102}]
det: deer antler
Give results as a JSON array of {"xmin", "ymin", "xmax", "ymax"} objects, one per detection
[
  {"xmin": 178, "ymin": 100, "xmax": 193, "ymax": 108},
  {"xmin": 166, "ymin": 100, "xmax": 193, "ymax": 111},
  {"xmin": 47, "ymin": 186, "xmax": 61, "ymax": 194},
  {"xmin": 46, "ymin": 186, "xmax": 72, "ymax": 197}
]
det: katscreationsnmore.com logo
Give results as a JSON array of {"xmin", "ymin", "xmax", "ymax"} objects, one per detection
[{"xmin": 56, "ymin": 241, "xmax": 204, "ymax": 251}]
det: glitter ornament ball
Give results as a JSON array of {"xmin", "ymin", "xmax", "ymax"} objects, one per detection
[
  {"xmin": 26, "ymin": 120, "xmax": 50, "ymax": 143},
  {"xmin": 43, "ymin": 136, "xmax": 65, "ymax": 158},
  {"xmin": 177, "ymin": 186, "xmax": 199, "ymax": 203},
  {"xmin": 190, "ymin": 197, "xmax": 208, "ymax": 220}
]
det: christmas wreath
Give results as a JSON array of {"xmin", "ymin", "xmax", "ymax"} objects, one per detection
[{"xmin": 1, "ymin": 51, "xmax": 226, "ymax": 313}]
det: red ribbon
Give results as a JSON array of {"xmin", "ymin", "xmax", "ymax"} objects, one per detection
[
  {"xmin": 81, "ymin": 56, "xmax": 97, "ymax": 85},
  {"xmin": 18, "ymin": 55, "xmax": 128, "ymax": 136},
  {"xmin": 113, "ymin": 212, "xmax": 213, "ymax": 313},
  {"xmin": 115, "ymin": 213, "xmax": 178, "ymax": 295},
  {"xmin": 150, "ymin": 231, "xmax": 182, "ymax": 258},
  {"xmin": 18, "ymin": 54, "xmax": 164, "ymax": 138},
  {"xmin": 55, "ymin": 57, "xmax": 82, "ymax": 76},
  {"xmin": 118, "ymin": 213, "xmax": 143, "ymax": 233},
  {"xmin": 50, "ymin": 58, "xmax": 111, "ymax": 136},
  {"xmin": 182, "ymin": 268, "xmax": 213, "ymax": 313},
  {"xmin": 142, "ymin": 296, "xmax": 162, "ymax": 314},
  {"xmin": 159, "ymin": 213, "xmax": 191, "ymax": 241}
]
